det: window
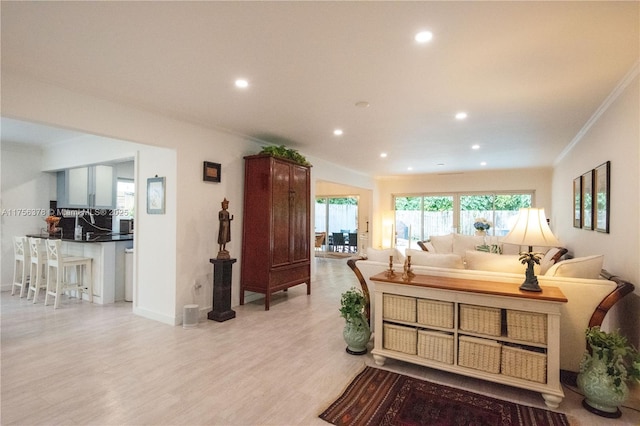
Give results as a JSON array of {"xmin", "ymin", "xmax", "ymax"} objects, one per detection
[
  {"xmin": 117, "ymin": 179, "xmax": 135, "ymax": 217},
  {"xmin": 393, "ymin": 192, "xmax": 532, "ymax": 248}
]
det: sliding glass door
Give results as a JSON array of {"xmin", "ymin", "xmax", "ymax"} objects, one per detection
[
  {"xmin": 394, "ymin": 192, "xmax": 532, "ymax": 248},
  {"xmin": 315, "ymin": 196, "xmax": 358, "ymax": 252}
]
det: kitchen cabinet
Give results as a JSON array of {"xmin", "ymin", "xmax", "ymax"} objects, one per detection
[
  {"xmin": 57, "ymin": 164, "xmax": 116, "ymax": 209},
  {"xmin": 240, "ymin": 154, "xmax": 311, "ymax": 310}
]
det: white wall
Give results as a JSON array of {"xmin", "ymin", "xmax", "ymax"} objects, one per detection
[
  {"xmin": 0, "ymin": 143, "xmax": 51, "ymax": 290},
  {"xmin": 551, "ymin": 67, "xmax": 639, "ymax": 344}
]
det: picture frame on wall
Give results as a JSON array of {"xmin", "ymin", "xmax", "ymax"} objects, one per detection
[
  {"xmin": 203, "ymin": 161, "xmax": 221, "ymax": 183},
  {"xmin": 581, "ymin": 170, "xmax": 593, "ymax": 230},
  {"xmin": 147, "ymin": 176, "xmax": 166, "ymax": 214},
  {"xmin": 594, "ymin": 161, "xmax": 610, "ymax": 233},
  {"xmin": 573, "ymin": 176, "xmax": 582, "ymax": 228}
]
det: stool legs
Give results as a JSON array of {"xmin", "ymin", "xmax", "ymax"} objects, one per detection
[
  {"xmin": 45, "ymin": 261, "xmax": 93, "ymax": 309},
  {"xmin": 27, "ymin": 261, "xmax": 45, "ymax": 303},
  {"xmin": 12, "ymin": 257, "xmax": 28, "ymax": 297}
]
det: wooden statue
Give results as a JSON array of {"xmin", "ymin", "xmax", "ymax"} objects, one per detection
[{"xmin": 217, "ymin": 198, "xmax": 234, "ymax": 259}]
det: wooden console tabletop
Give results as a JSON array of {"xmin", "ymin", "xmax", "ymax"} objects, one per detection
[{"xmin": 370, "ymin": 272, "xmax": 567, "ymax": 303}]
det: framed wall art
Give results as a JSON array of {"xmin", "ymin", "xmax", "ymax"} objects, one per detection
[
  {"xmin": 147, "ymin": 176, "xmax": 166, "ymax": 214},
  {"xmin": 203, "ymin": 161, "xmax": 221, "ymax": 183},
  {"xmin": 581, "ymin": 170, "xmax": 593, "ymax": 230},
  {"xmin": 573, "ymin": 176, "xmax": 582, "ymax": 228},
  {"xmin": 594, "ymin": 161, "xmax": 610, "ymax": 233}
]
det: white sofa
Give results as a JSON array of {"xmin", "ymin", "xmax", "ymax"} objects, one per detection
[{"xmin": 347, "ymin": 246, "xmax": 634, "ymax": 374}]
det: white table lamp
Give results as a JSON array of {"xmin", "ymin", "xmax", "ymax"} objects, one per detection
[{"xmin": 501, "ymin": 208, "xmax": 561, "ymax": 292}]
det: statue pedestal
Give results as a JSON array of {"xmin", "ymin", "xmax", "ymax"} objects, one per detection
[{"xmin": 208, "ymin": 258, "xmax": 237, "ymax": 322}]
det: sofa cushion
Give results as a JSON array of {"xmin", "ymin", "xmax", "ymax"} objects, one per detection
[
  {"xmin": 464, "ymin": 250, "xmax": 540, "ymax": 275},
  {"xmin": 428, "ymin": 234, "xmax": 453, "ymax": 253},
  {"xmin": 453, "ymin": 233, "xmax": 486, "ymax": 258},
  {"xmin": 366, "ymin": 247, "xmax": 404, "ymax": 263},
  {"xmin": 545, "ymin": 255, "xmax": 604, "ymax": 279},
  {"xmin": 407, "ymin": 251, "xmax": 465, "ymax": 269}
]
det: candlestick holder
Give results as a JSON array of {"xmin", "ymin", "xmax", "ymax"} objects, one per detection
[
  {"xmin": 402, "ymin": 255, "xmax": 415, "ymax": 281},
  {"xmin": 385, "ymin": 255, "xmax": 396, "ymax": 278}
]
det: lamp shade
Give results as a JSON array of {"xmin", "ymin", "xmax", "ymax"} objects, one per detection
[{"xmin": 501, "ymin": 208, "xmax": 561, "ymax": 248}]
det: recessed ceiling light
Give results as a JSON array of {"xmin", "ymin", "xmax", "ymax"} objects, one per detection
[
  {"xmin": 472, "ymin": 144, "xmax": 480, "ymax": 150},
  {"xmin": 415, "ymin": 31, "xmax": 433, "ymax": 43},
  {"xmin": 407, "ymin": 166, "xmax": 413, "ymax": 171},
  {"xmin": 437, "ymin": 163, "xmax": 445, "ymax": 167},
  {"xmin": 455, "ymin": 112, "xmax": 467, "ymax": 120},
  {"xmin": 235, "ymin": 79, "xmax": 249, "ymax": 88},
  {"xmin": 480, "ymin": 161, "xmax": 487, "ymax": 166},
  {"xmin": 333, "ymin": 129, "xmax": 343, "ymax": 136},
  {"xmin": 380, "ymin": 152, "xmax": 388, "ymax": 158},
  {"xmin": 355, "ymin": 101, "xmax": 370, "ymax": 108}
]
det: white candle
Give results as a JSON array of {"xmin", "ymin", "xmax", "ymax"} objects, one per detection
[{"xmin": 390, "ymin": 224, "xmax": 394, "ymax": 249}]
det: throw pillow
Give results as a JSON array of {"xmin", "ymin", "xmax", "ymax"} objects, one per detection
[
  {"xmin": 464, "ymin": 250, "xmax": 539, "ymax": 275},
  {"xmin": 544, "ymin": 255, "xmax": 604, "ymax": 279},
  {"xmin": 476, "ymin": 244, "xmax": 502, "ymax": 254},
  {"xmin": 539, "ymin": 247, "xmax": 564, "ymax": 275},
  {"xmin": 420, "ymin": 241, "xmax": 436, "ymax": 252},
  {"xmin": 407, "ymin": 251, "xmax": 465, "ymax": 269},
  {"xmin": 428, "ymin": 233, "xmax": 454, "ymax": 253},
  {"xmin": 366, "ymin": 247, "xmax": 404, "ymax": 263}
]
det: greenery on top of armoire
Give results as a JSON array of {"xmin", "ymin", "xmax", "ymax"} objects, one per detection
[{"xmin": 259, "ymin": 145, "xmax": 311, "ymax": 167}]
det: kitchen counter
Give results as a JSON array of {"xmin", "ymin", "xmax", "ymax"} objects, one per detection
[
  {"xmin": 27, "ymin": 233, "xmax": 134, "ymax": 243},
  {"xmin": 26, "ymin": 234, "xmax": 133, "ymax": 304}
]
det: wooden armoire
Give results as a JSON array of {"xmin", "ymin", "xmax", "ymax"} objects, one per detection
[{"xmin": 240, "ymin": 154, "xmax": 311, "ymax": 310}]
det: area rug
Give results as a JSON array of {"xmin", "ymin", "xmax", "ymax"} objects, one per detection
[{"xmin": 319, "ymin": 366, "xmax": 570, "ymax": 426}]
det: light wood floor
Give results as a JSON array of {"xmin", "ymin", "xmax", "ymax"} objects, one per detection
[{"xmin": 2, "ymin": 258, "xmax": 639, "ymax": 425}]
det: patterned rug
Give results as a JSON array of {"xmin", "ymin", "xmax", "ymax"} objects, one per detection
[{"xmin": 319, "ymin": 366, "xmax": 570, "ymax": 426}]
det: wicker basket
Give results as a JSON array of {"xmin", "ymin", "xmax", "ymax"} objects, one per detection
[
  {"xmin": 383, "ymin": 294, "xmax": 417, "ymax": 322},
  {"xmin": 506, "ymin": 310, "xmax": 547, "ymax": 344},
  {"xmin": 458, "ymin": 336, "xmax": 501, "ymax": 373},
  {"xmin": 459, "ymin": 304, "xmax": 502, "ymax": 336},
  {"xmin": 418, "ymin": 330, "xmax": 454, "ymax": 364},
  {"xmin": 501, "ymin": 345, "xmax": 547, "ymax": 383},
  {"xmin": 417, "ymin": 299, "xmax": 454, "ymax": 329},
  {"xmin": 383, "ymin": 323, "xmax": 417, "ymax": 354}
]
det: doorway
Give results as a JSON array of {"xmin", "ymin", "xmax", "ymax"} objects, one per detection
[{"xmin": 315, "ymin": 196, "xmax": 359, "ymax": 254}]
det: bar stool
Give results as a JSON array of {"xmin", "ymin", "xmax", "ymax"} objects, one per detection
[
  {"xmin": 11, "ymin": 236, "xmax": 30, "ymax": 297},
  {"xmin": 26, "ymin": 238, "xmax": 48, "ymax": 303},
  {"xmin": 44, "ymin": 239, "xmax": 93, "ymax": 309}
]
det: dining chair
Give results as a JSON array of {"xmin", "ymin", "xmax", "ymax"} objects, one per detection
[
  {"xmin": 348, "ymin": 233, "xmax": 358, "ymax": 253},
  {"xmin": 332, "ymin": 233, "xmax": 346, "ymax": 252},
  {"xmin": 315, "ymin": 232, "xmax": 326, "ymax": 251}
]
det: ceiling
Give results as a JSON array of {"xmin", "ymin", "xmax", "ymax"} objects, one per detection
[{"xmin": 1, "ymin": 1, "xmax": 638, "ymax": 177}]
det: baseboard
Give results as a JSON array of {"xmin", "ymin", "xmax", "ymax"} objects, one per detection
[{"xmin": 133, "ymin": 306, "xmax": 177, "ymax": 326}]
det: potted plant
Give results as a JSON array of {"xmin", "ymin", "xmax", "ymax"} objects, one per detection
[
  {"xmin": 473, "ymin": 217, "xmax": 491, "ymax": 236},
  {"xmin": 339, "ymin": 287, "xmax": 371, "ymax": 355},
  {"xmin": 577, "ymin": 326, "xmax": 640, "ymax": 418},
  {"xmin": 259, "ymin": 145, "xmax": 311, "ymax": 167}
]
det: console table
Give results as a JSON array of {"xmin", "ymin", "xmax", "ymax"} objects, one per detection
[{"xmin": 370, "ymin": 272, "xmax": 568, "ymax": 408}]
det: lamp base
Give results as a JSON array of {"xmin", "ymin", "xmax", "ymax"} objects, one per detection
[
  {"xmin": 519, "ymin": 255, "xmax": 542, "ymax": 292},
  {"xmin": 519, "ymin": 279, "xmax": 542, "ymax": 292}
]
